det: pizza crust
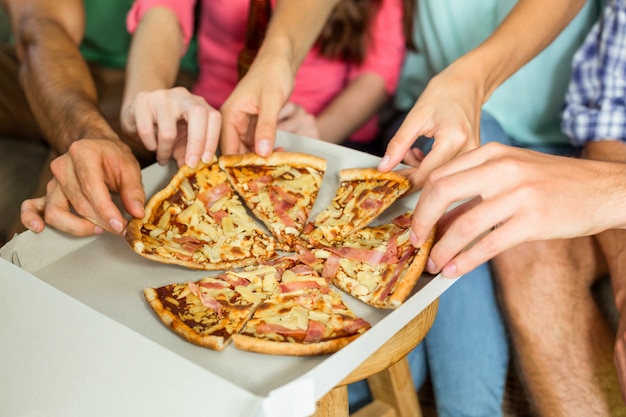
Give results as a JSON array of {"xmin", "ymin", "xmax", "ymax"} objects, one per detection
[
  {"xmin": 219, "ymin": 151, "xmax": 327, "ymax": 172},
  {"xmin": 386, "ymin": 226, "xmax": 436, "ymax": 307},
  {"xmin": 231, "ymin": 333, "xmax": 360, "ymax": 356},
  {"xmin": 339, "ymin": 167, "xmax": 409, "ymax": 187},
  {"xmin": 144, "ymin": 288, "xmax": 228, "ymax": 351}
]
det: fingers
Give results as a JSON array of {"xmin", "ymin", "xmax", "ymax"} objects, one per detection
[
  {"xmin": 20, "ymin": 197, "xmax": 46, "ymax": 233},
  {"xmin": 50, "ymin": 153, "xmax": 125, "ymax": 234},
  {"xmin": 128, "ymin": 88, "xmax": 220, "ymax": 166},
  {"xmin": 183, "ymin": 102, "xmax": 222, "ymax": 167},
  {"xmin": 202, "ymin": 109, "xmax": 221, "ymax": 162},
  {"xmin": 426, "ymin": 194, "xmax": 517, "ymax": 277},
  {"xmin": 22, "ymin": 180, "xmax": 104, "ymax": 237},
  {"xmin": 379, "ymin": 106, "xmax": 431, "ymax": 172},
  {"xmin": 255, "ymin": 95, "xmax": 281, "ymax": 157}
]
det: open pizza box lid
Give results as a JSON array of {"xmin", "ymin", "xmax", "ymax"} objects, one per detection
[{"xmin": 0, "ymin": 132, "xmax": 457, "ymax": 417}]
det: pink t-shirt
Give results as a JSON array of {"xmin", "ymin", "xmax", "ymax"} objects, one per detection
[{"xmin": 128, "ymin": 0, "xmax": 405, "ymax": 143}]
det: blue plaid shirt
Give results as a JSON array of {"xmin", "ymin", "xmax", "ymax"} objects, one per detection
[{"xmin": 562, "ymin": 0, "xmax": 626, "ymax": 146}]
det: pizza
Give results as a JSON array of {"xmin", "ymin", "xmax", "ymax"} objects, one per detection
[
  {"xmin": 132, "ymin": 153, "xmax": 434, "ymax": 356},
  {"xmin": 298, "ymin": 213, "xmax": 435, "ymax": 309},
  {"xmin": 143, "ymin": 264, "xmax": 281, "ymax": 350},
  {"xmin": 303, "ymin": 168, "xmax": 410, "ymax": 245},
  {"xmin": 126, "ymin": 157, "xmax": 278, "ymax": 270},
  {"xmin": 144, "ymin": 258, "xmax": 371, "ymax": 355},
  {"xmin": 218, "ymin": 152, "xmax": 326, "ymax": 251},
  {"xmin": 232, "ymin": 260, "xmax": 371, "ymax": 355}
]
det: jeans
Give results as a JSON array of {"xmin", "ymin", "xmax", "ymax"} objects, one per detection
[{"xmin": 348, "ymin": 111, "xmax": 511, "ymax": 417}]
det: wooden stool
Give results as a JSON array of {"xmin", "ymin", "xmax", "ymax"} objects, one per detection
[{"xmin": 312, "ymin": 298, "xmax": 439, "ymax": 417}]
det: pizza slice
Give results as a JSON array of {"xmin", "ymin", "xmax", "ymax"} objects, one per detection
[
  {"xmin": 299, "ymin": 213, "xmax": 435, "ymax": 309},
  {"xmin": 126, "ymin": 158, "xmax": 278, "ymax": 270},
  {"xmin": 232, "ymin": 262, "xmax": 371, "ymax": 356},
  {"xmin": 218, "ymin": 152, "xmax": 326, "ymax": 251},
  {"xmin": 304, "ymin": 168, "xmax": 410, "ymax": 245},
  {"xmin": 143, "ymin": 264, "xmax": 282, "ymax": 351}
]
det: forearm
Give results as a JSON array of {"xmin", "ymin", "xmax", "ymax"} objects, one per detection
[
  {"xmin": 16, "ymin": 16, "xmax": 118, "ymax": 153},
  {"xmin": 447, "ymin": 0, "xmax": 587, "ymax": 104},
  {"xmin": 316, "ymin": 73, "xmax": 388, "ymax": 144},
  {"xmin": 258, "ymin": 0, "xmax": 340, "ymax": 73},
  {"xmin": 584, "ymin": 140, "xmax": 626, "ymax": 313},
  {"xmin": 123, "ymin": 7, "xmax": 185, "ymax": 109}
]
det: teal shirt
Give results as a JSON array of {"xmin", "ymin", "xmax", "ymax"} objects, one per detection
[
  {"xmin": 395, "ymin": 0, "xmax": 601, "ymax": 145},
  {"xmin": 80, "ymin": 0, "xmax": 197, "ymax": 73}
]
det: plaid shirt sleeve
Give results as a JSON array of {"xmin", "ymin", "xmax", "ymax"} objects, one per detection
[{"xmin": 561, "ymin": 0, "xmax": 626, "ymax": 146}]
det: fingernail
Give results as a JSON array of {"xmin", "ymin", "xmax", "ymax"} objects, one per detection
[
  {"xmin": 378, "ymin": 155, "xmax": 390, "ymax": 169},
  {"xmin": 201, "ymin": 151, "xmax": 213, "ymax": 163},
  {"xmin": 94, "ymin": 226, "xmax": 104, "ymax": 234},
  {"xmin": 258, "ymin": 139, "xmax": 271, "ymax": 156},
  {"xmin": 29, "ymin": 221, "xmax": 41, "ymax": 233},
  {"xmin": 410, "ymin": 230, "xmax": 419, "ymax": 246},
  {"xmin": 187, "ymin": 155, "xmax": 199, "ymax": 168},
  {"xmin": 134, "ymin": 200, "xmax": 144, "ymax": 213},
  {"xmin": 442, "ymin": 263, "xmax": 458, "ymax": 278},
  {"xmin": 426, "ymin": 258, "xmax": 436, "ymax": 273},
  {"xmin": 109, "ymin": 218, "xmax": 124, "ymax": 233}
]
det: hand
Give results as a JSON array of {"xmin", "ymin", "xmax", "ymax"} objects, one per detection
[
  {"xmin": 21, "ymin": 138, "xmax": 145, "ymax": 236},
  {"xmin": 410, "ymin": 142, "xmax": 626, "ymax": 278},
  {"xmin": 121, "ymin": 87, "xmax": 221, "ymax": 167},
  {"xmin": 277, "ymin": 102, "xmax": 320, "ymax": 139},
  {"xmin": 378, "ymin": 65, "xmax": 483, "ymax": 188},
  {"xmin": 220, "ymin": 51, "xmax": 295, "ymax": 156}
]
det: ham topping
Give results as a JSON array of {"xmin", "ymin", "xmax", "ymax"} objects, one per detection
[
  {"xmin": 303, "ymin": 320, "xmax": 326, "ymax": 343},
  {"xmin": 187, "ymin": 282, "xmax": 223, "ymax": 317},
  {"xmin": 246, "ymin": 175, "xmax": 273, "ymax": 192},
  {"xmin": 279, "ymin": 280, "xmax": 329, "ymax": 294},
  {"xmin": 197, "ymin": 183, "xmax": 231, "ymax": 209},
  {"xmin": 173, "ymin": 235, "xmax": 203, "ymax": 253},
  {"xmin": 360, "ymin": 197, "xmax": 383, "ymax": 211},
  {"xmin": 269, "ymin": 185, "xmax": 297, "ymax": 228}
]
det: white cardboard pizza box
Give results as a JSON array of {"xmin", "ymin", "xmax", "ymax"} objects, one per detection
[{"xmin": 0, "ymin": 132, "xmax": 457, "ymax": 417}]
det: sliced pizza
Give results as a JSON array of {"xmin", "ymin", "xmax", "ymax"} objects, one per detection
[
  {"xmin": 126, "ymin": 158, "xmax": 278, "ymax": 270},
  {"xmin": 218, "ymin": 152, "xmax": 326, "ymax": 251},
  {"xmin": 143, "ymin": 264, "xmax": 282, "ymax": 351},
  {"xmin": 232, "ymin": 262, "xmax": 371, "ymax": 356},
  {"xmin": 299, "ymin": 213, "xmax": 435, "ymax": 309},
  {"xmin": 304, "ymin": 168, "xmax": 410, "ymax": 245}
]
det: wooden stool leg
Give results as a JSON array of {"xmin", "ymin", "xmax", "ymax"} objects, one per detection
[
  {"xmin": 313, "ymin": 385, "xmax": 349, "ymax": 417},
  {"xmin": 354, "ymin": 357, "xmax": 422, "ymax": 417}
]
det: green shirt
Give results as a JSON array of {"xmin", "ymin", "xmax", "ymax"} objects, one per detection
[
  {"xmin": 80, "ymin": 0, "xmax": 197, "ymax": 73},
  {"xmin": 395, "ymin": 0, "xmax": 601, "ymax": 145}
]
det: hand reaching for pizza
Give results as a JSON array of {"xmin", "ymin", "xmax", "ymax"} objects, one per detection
[
  {"xmin": 409, "ymin": 142, "xmax": 626, "ymax": 278},
  {"xmin": 378, "ymin": 64, "xmax": 483, "ymax": 189},
  {"xmin": 277, "ymin": 102, "xmax": 320, "ymax": 140},
  {"xmin": 121, "ymin": 87, "xmax": 221, "ymax": 168},
  {"xmin": 220, "ymin": 47, "xmax": 295, "ymax": 157},
  {"xmin": 21, "ymin": 138, "xmax": 145, "ymax": 237}
]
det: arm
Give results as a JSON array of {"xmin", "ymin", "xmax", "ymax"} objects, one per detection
[
  {"xmin": 5, "ymin": 0, "xmax": 118, "ymax": 153},
  {"xmin": 407, "ymin": 142, "xmax": 626, "ymax": 279},
  {"xmin": 121, "ymin": 3, "xmax": 221, "ymax": 167},
  {"xmin": 219, "ymin": 0, "xmax": 341, "ymax": 156},
  {"xmin": 379, "ymin": 0, "xmax": 588, "ymax": 186},
  {"xmin": 6, "ymin": 0, "xmax": 144, "ymax": 236}
]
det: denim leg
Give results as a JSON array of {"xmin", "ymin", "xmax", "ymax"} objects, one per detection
[{"xmin": 425, "ymin": 263, "xmax": 509, "ymax": 417}]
